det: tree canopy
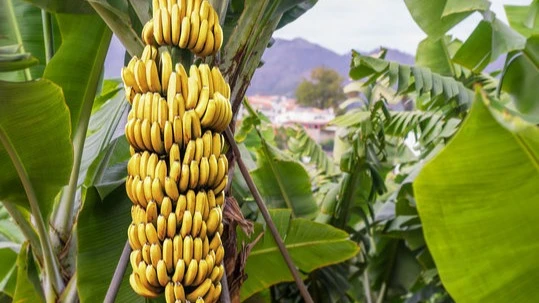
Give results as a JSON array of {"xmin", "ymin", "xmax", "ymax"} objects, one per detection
[{"xmin": 295, "ymin": 67, "xmax": 345, "ymax": 109}]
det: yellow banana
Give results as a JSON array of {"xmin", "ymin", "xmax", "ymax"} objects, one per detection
[
  {"xmin": 164, "ymin": 282, "xmax": 175, "ymax": 303},
  {"xmin": 203, "ymin": 283, "xmax": 216, "ymax": 303},
  {"xmin": 141, "ymin": 21, "xmax": 155, "ymax": 46},
  {"xmin": 163, "ymin": 238, "xmax": 174, "ymax": 273},
  {"xmin": 175, "ymin": 194, "xmax": 187, "ymax": 222},
  {"xmin": 207, "ymin": 155, "xmax": 218, "ymax": 186},
  {"xmin": 199, "ymin": 0, "xmax": 210, "ymax": 21},
  {"xmin": 193, "ymin": 19, "xmax": 208, "ymax": 54},
  {"xmin": 193, "ymin": 259, "xmax": 208, "ymax": 286},
  {"xmin": 171, "ymin": 4, "xmax": 181, "ymax": 46},
  {"xmin": 146, "ymin": 201, "xmax": 158, "ymax": 225},
  {"xmin": 145, "ymin": 222, "xmax": 159, "ymax": 244},
  {"xmin": 191, "ymin": 109, "xmax": 203, "ymax": 139},
  {"xmin": 179, "ymin": 163, "xmax": 190, "ymax": 193},
  {"xmin": 180, "ymin": 210, "xmax": 193, "ymax": 238},
  {"xmin": 167, "ymin": 73, "xmax": 178, "ymax": 119},
  {"xmin": 178, "ymin": 16, "xmax": 191, "ymax": 49},
  {"xmin": 215, "ymin": 190, "xmax": 225, "ymax": 207},
  {"xmin": 203, "ymin": 237, "xmax": 210, "ymax": 261},
  {"xmin": 153, "ymin": 8, "xmax": 164, "ymax": 45},
  {"xmin": 183, "ymin": 139, "xmax": 195, "ymax": 164},
  {"xmin": 194, "ymin": 86, "xmax": 210, "ymax": 119},
  {"xmin": 169, "ymin": 143, "xmax": 181, "ymax": 163},
  {"xmin": 130, "ymin": 250, "xmax": 142, "ymax": 270},
  {"xmin": 192, "ymin": 137, "xmax": 203, "ymax": 163},
  {"xmin": 182, "ymin": 110, "xmax": 193, "ymax": 143},
  {"xmin": 193, "ymin": 237, "xmax": 203, "ymax": 262},
  {"xmin": 169, "ymin": 160, "xmax": 181, "ymax": 182},
  {"xmin": 151, "ymin": 178, "xmax": 164, "ymax": 204},
  {"xmin": 199, "ymin": 26, "xmax": 214, "ymax": 57},
  {"xmin": 164, "ymin": 120, "xmax": 173, "ymax": 153},
  {"xmin": 209, "ymin": 264, "xmax": 220, "ymax": 282},
  {"xmin": 186, "ymin": 77, "xmax": 199, "ymax": 110},
  {"xmin": 200, "ymin": 99, "xmax": 216, "ymax": 128},
  {"xmin": 199, "ymin": 219, "xmax": 207, "ymax": 239},
  {"xmin": 156, "ymin": 259, "xmax": 170, "ymax": 287},
  {"xmin": 207, "ymin": 189, "xmax": 216, "ymax": 209},
  {"xmin": 127, "ymin": 153, "xmax": 140, "ymax": 177},
  {"xmin": 138, "ymin": 223, "xmax": 149, "ymax": 247},
  {"xmin": 214, "ymin": 23, "xmax": 223, "ymax": 54},
  {"xmin": 160, "ymin": 51, "xmax": 173, "ymax": 94},
  {"xmin": 159, "ymin": 98, "xmax": 168, "ymax": 128},
  {"xmin": 173, "ymin": 234, "xmax": 184, "ymax": 265},
  {"xmin": 186, "ymin": 278, "xmax": 212, "ymax": 301},
  {"xmin": 129, "ymin": 273, "xmax": 160, "ymax": 298},
  {"xmin": 215, "ymin": 245, "xmax": 224, "ymax": 265},
  {"xmin": 213, "ymin": 154, "xmax": 226, "ymax": 187},
  {"xmin": 187, "ymin": 12, "xmax": 200, "ymax": 49},
  {"xmin": 161, "ymin": 8, "xmax": 171, "ymax": 44},
  {"xmin": 157, "ymin": 214, "xmax": 167, "ymax": 241},
  {"xmin": 176, "ymin": 93, "xmax": 186, "ymax": 120},
  {"xmin": 183, "ymin": 235, "xmax": 194, "ymax": 264},
  {"xmin": 160, "ymin": 196, "xmax": 173, "ymax": 217},
  {"xmin": 189, "ymin": 160, "xmax": 199, "ymax": 189},
  {"xmin": 199, "ymin": 157, "xmax": 209, "ymax": 187},
  {"xmin": 165, "ymin": 176, "xmax": 180, "ymax": 201},
  {"xmin": 186, "ymin": 0, "xmax": 194, "ymax": 16},
  {"xmin": 202, "ymin": 130, "xmax": 212, "ymax": 158},
  {"xmin": 146, "ymin": 59, "xmax": 161, "ymax": 92},
  {"xmin": 141, "ymin": 119, "xmax": 153, "ymax": 151},
  {"xmin": 192, "ymin": 211, "xmax": 203, "ymax": 238},
  {"xmin": 211, "ymin": 66, "xmax": 223, "ymax": 95},
  {"xmin": 176, "ymin": 63, "xmax": 189, "ymax": 101},
  {"xmin": 133, "ymin": 119, "xmax": 146, "ymax": 152},
  {"xmin": 183, "ymin": 259, "xmax": 198, "ymax": 286},
  {"xmin": 121, "ymin": 67, "xmax": 138, "ymax": 92},
  {"xmin": 173, "ymin": 116, "xmax": 183, "ymax": 147},
  {"xmin": 206, "ymin": 207, "xmax": 219, "ymax": 236},
  {"xmin": 135, "ymin": 59, "xmax": 149, "ymax": 93},
  {"xmin": 143, "ymin": 176, "xmax": 154, "ymax": 203},
  {"xmin": 167, "ymin": 212, "xmax": 177, "ymax": 239},
  {"xmin": 195, "ymin": 191, "xmax": 207, "ymax": 214},
  {"xmin": 214, "ymin": 175, "xmax": 227, "ymax": 196},
  {"xmin": 193, "ymin": 0, "xmax": 202, "ymax": 15},
  {"xmin": 178, "ymin": 0, "xmax": 187, "ymax": 19},
  {"xmin": 141, "ymin": 243, "xmax": 151, "ymax": 264},
  {"xmin": 128, "ymin": 224, "xmax": 142, "ymax": 250},
  {"xmin": 150, "ymin": 243, "xmax": 162, "ymax": 268},
  {"xmin": 209, "ymin": 232, "xmax": 221, "ymax": 251},
  {"xmin": 172, "ymin": 259, "xmax": 186, "ymax": 282},
  {"xmin": 174, "ymin": 282, "xmax": 186, "ymax": 301},
  {"xmin": 186, "ymin": 190, "xmax": 196, "ymax": 213},
  {"xmin": 150, "ymin": 122, "xmax": 165, "ymax": 154}
]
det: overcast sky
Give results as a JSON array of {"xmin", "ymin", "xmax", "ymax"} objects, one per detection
[{"xmin": 273, "ymin": 0, "xmax": 532, "ymax": 55}]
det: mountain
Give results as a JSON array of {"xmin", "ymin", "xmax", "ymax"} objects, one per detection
[{"xmin": 247, "ymin": 38, "xmax": 415, "ymax": 96}]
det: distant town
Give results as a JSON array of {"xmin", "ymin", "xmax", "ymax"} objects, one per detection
[{"xmin": 243, "ymin": 95, "xmax": 337, "ymax": 145}]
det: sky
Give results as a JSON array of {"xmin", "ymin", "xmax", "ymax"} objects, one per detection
[{"xmin": 273, "ymin": 0, "xmax": 532, "ymax": 55}]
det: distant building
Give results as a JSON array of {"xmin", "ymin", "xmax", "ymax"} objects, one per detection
[{"xmin": 244, "ymin": 95, "xmax": 336, "ymax": 144}]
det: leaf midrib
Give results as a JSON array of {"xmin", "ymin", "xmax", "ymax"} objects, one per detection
[{"xmin": 250, "ymin": 238, "xmax": 350, "ymax": 256}]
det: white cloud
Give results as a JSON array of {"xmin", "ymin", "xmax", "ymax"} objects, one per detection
[{"xmin": 274, "ymin": 0, "xmax": 532, "ymax": 55}]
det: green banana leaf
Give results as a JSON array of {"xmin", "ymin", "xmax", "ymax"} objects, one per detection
[
  {"xmin": 77, "ymin": 186, "xmax": 144, "ymax": 303},
  {"xmin": 80, "ymin": 80, "xmax": 128, "ymax": 187},
  {"xmin": 0, "ymin": 52, "xmax": 38, "ymax": 72},
  {"xmin": 43, "ymin": 13, "xmax": 112, "ymax": 133},
  {"xmin": 239, "ymin": 209, "xmax": 360, "ymax": 301},
  {"xmin": 24, "ymin": 0, "xmax": 93, "ymax": 14},
  {"xmin": 414, "ymin": 91, "xmax": 539, "ymax": 302},
  {"xmin": 404, "ymin": 0, "xmax": 487, "ymax": 39},
  {"xmin": 0, "ymin": 247, "xmax": 18, "ymax": 298},
  {"xmin": 0, "ymin": 79, "xmax": 72, "ymax": 219},
  {"xmin": 12, "ymin": 242, "xmax": 43, "ymax": 302},
  {"xmin": 251, "ymin": 142, "xmax": 319, "ymax": 219},
  {"xmin": 0, "ymin": 1, "xmax": 47, "ymax": 81},
  {"xmin": 452, "ymin": 19, "xmax": 526, "ymax": 72}
]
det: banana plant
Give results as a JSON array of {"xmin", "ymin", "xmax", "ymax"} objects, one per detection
[{"xmin": 0, "ymin": 0, "xmax": 363, "ymax": 302}]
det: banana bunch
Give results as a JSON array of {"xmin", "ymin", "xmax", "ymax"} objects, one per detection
[
  {"xmin": 121, "ymin": 1, "xmax": 230, "ymax": 302},
  {"xmin": 141, "ymin": 0, "xmax": 224, "ymax": 57}
]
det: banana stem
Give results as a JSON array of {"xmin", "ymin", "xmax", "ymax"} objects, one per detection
[
  {"xmin": 224, "ymin": 127, "xmax": 314, "ymax": 303},
  {"xmin": 41, "ymin": 10, "xmax": 54, "ymax": 63},
  {"xmin": 219, "ymin": 268, "xmax": 231, "ymax": 303},
  {"xmin": 6, "ymin": 0, "xmax": 32, "ymax": 80},
  {"xmin": 104, "ymin": 240, "xmax": 131, "ymax": 303},
  {"xmin": 0, "ymin": 129, "xmax": 64, "ymax": 301}
]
